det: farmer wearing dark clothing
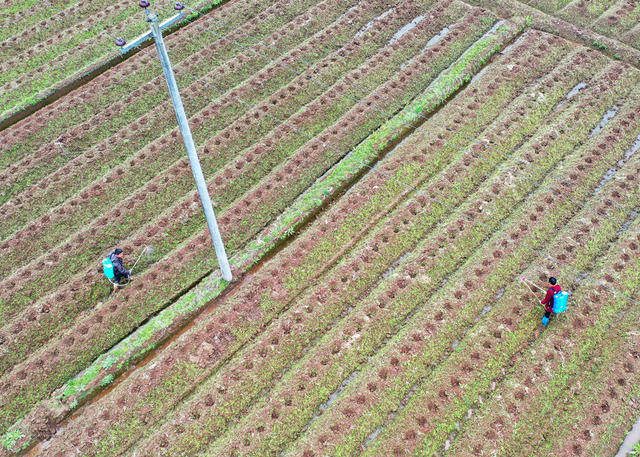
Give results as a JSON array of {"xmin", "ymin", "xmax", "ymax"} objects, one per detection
[
  {"xmin": 540, "ymin": 276, "xmax": 561, "ymax": 326},
  {"xmin": 109, "ymin": 248, "xmax": 131, "ymax": 290}
]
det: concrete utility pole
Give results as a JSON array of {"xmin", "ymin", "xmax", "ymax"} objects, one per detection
[{"xmin": 117, "ymin": 1, "xmax": 233, "ymax": 281}]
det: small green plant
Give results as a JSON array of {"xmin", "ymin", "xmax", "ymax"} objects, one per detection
[
  {"xmin": 1, "ymin": 428, "xmax": 23, "ymax": 452},
  {"xmin": 592, "ymin": 41, "xmax": 608, "ymax": 51},
  {"xmin": 630, "ymin": 441, "xmax": 640, "ymax": 457},
  {"xmin": 613, "ymin": 53, "xmax": 620, "ymax": 60}
]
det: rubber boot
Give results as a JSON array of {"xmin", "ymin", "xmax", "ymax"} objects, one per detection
[{"xmin": 542, "ymin": 316, "xmax": 549, "ymax": 326}]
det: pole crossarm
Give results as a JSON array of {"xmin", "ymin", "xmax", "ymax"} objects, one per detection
[{"xmin": 120, "ymin": 11, "xmax": 184, "ymax": 54}]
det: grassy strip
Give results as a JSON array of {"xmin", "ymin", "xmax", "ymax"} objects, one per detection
[
  {"xmin": 0, "ymin": 6, "xmax": 500, "ymax": 439},
  {"xmin": 0, "ymin": 15, "xmax": 520, "ymax": 452},
  {"xmin": 592, "ymin": 0, "xmax": 640, "ymax": 38}
]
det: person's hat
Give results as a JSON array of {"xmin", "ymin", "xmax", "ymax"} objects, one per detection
[{"xmin": 114, "ymin": 248, "xmax": 123, "ymax": 255}]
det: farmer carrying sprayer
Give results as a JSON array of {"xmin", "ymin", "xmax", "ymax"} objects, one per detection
[
  {"xmin": 103, "ymin": 248, "xmax": 131, "ymax": 291},
  {"xmin": 522, "ymin": 276, "xmax": 569, "ymax": 326},
  {"xmin": 539, "ymin": 276, "xmax": 561, "ymax": 326}
]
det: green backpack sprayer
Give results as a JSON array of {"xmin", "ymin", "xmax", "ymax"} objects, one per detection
[{"xmin": 102, "ymin": 246, "xmax": 152, "ymax": 287}]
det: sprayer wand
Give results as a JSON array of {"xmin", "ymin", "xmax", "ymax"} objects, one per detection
[
  {"xmin": 129, "ymin": 246, "xmax": 150, "ymax": 275},
  {"xmin": 521, "ymin": 277, "xmax": 545, "ymax": 307}
]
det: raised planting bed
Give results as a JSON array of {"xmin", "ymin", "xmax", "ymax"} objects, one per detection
[
  {"xmin": 622, "ymin": 21, "xmax": 640, "ymax": 49},
  {"xmin": 519, "ymin": 0, "xmax": 573, "ymax": 13},
  {"xmin": 0, "ymin": 1, "xmax": 129, "ymax": 52},
  {"xmin": 549, "ymin": 337, "xmax": 640, "ymax": 457},
  {"xmin": 0, "ymin": 4, "xmax": 511, "ymax": 439},
  {"xmin": 592, "ymin": 0, "xmax": 640, "ymax": 41},
  {"xmin": 556, "ymin": 0, "xmax": 619, "ymax": 28}
]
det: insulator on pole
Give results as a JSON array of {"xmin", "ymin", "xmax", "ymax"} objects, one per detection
[
  {"xmin": 115, "ymin": 37, "xmax": 127, "ymax": 47},
  {"xmin": 174, "ymin": 2, "xmax": 185, "ymax": 10},
  {"xmin": 139, "ymin": 0, "xmax": 151, "ymax": 8}
]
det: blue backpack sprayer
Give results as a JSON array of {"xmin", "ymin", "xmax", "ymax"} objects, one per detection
[
  {"xmin": 521, "ymin": 276, "xmax": 568, "ymax": 320},
  {"xmin": 102, "ymin": 246, "xmax": 152, "ymax": 287}
]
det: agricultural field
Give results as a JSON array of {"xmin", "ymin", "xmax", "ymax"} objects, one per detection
[{"xmin": 0, "ymin": 0, "xmax": 639, "ymax": 456}]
